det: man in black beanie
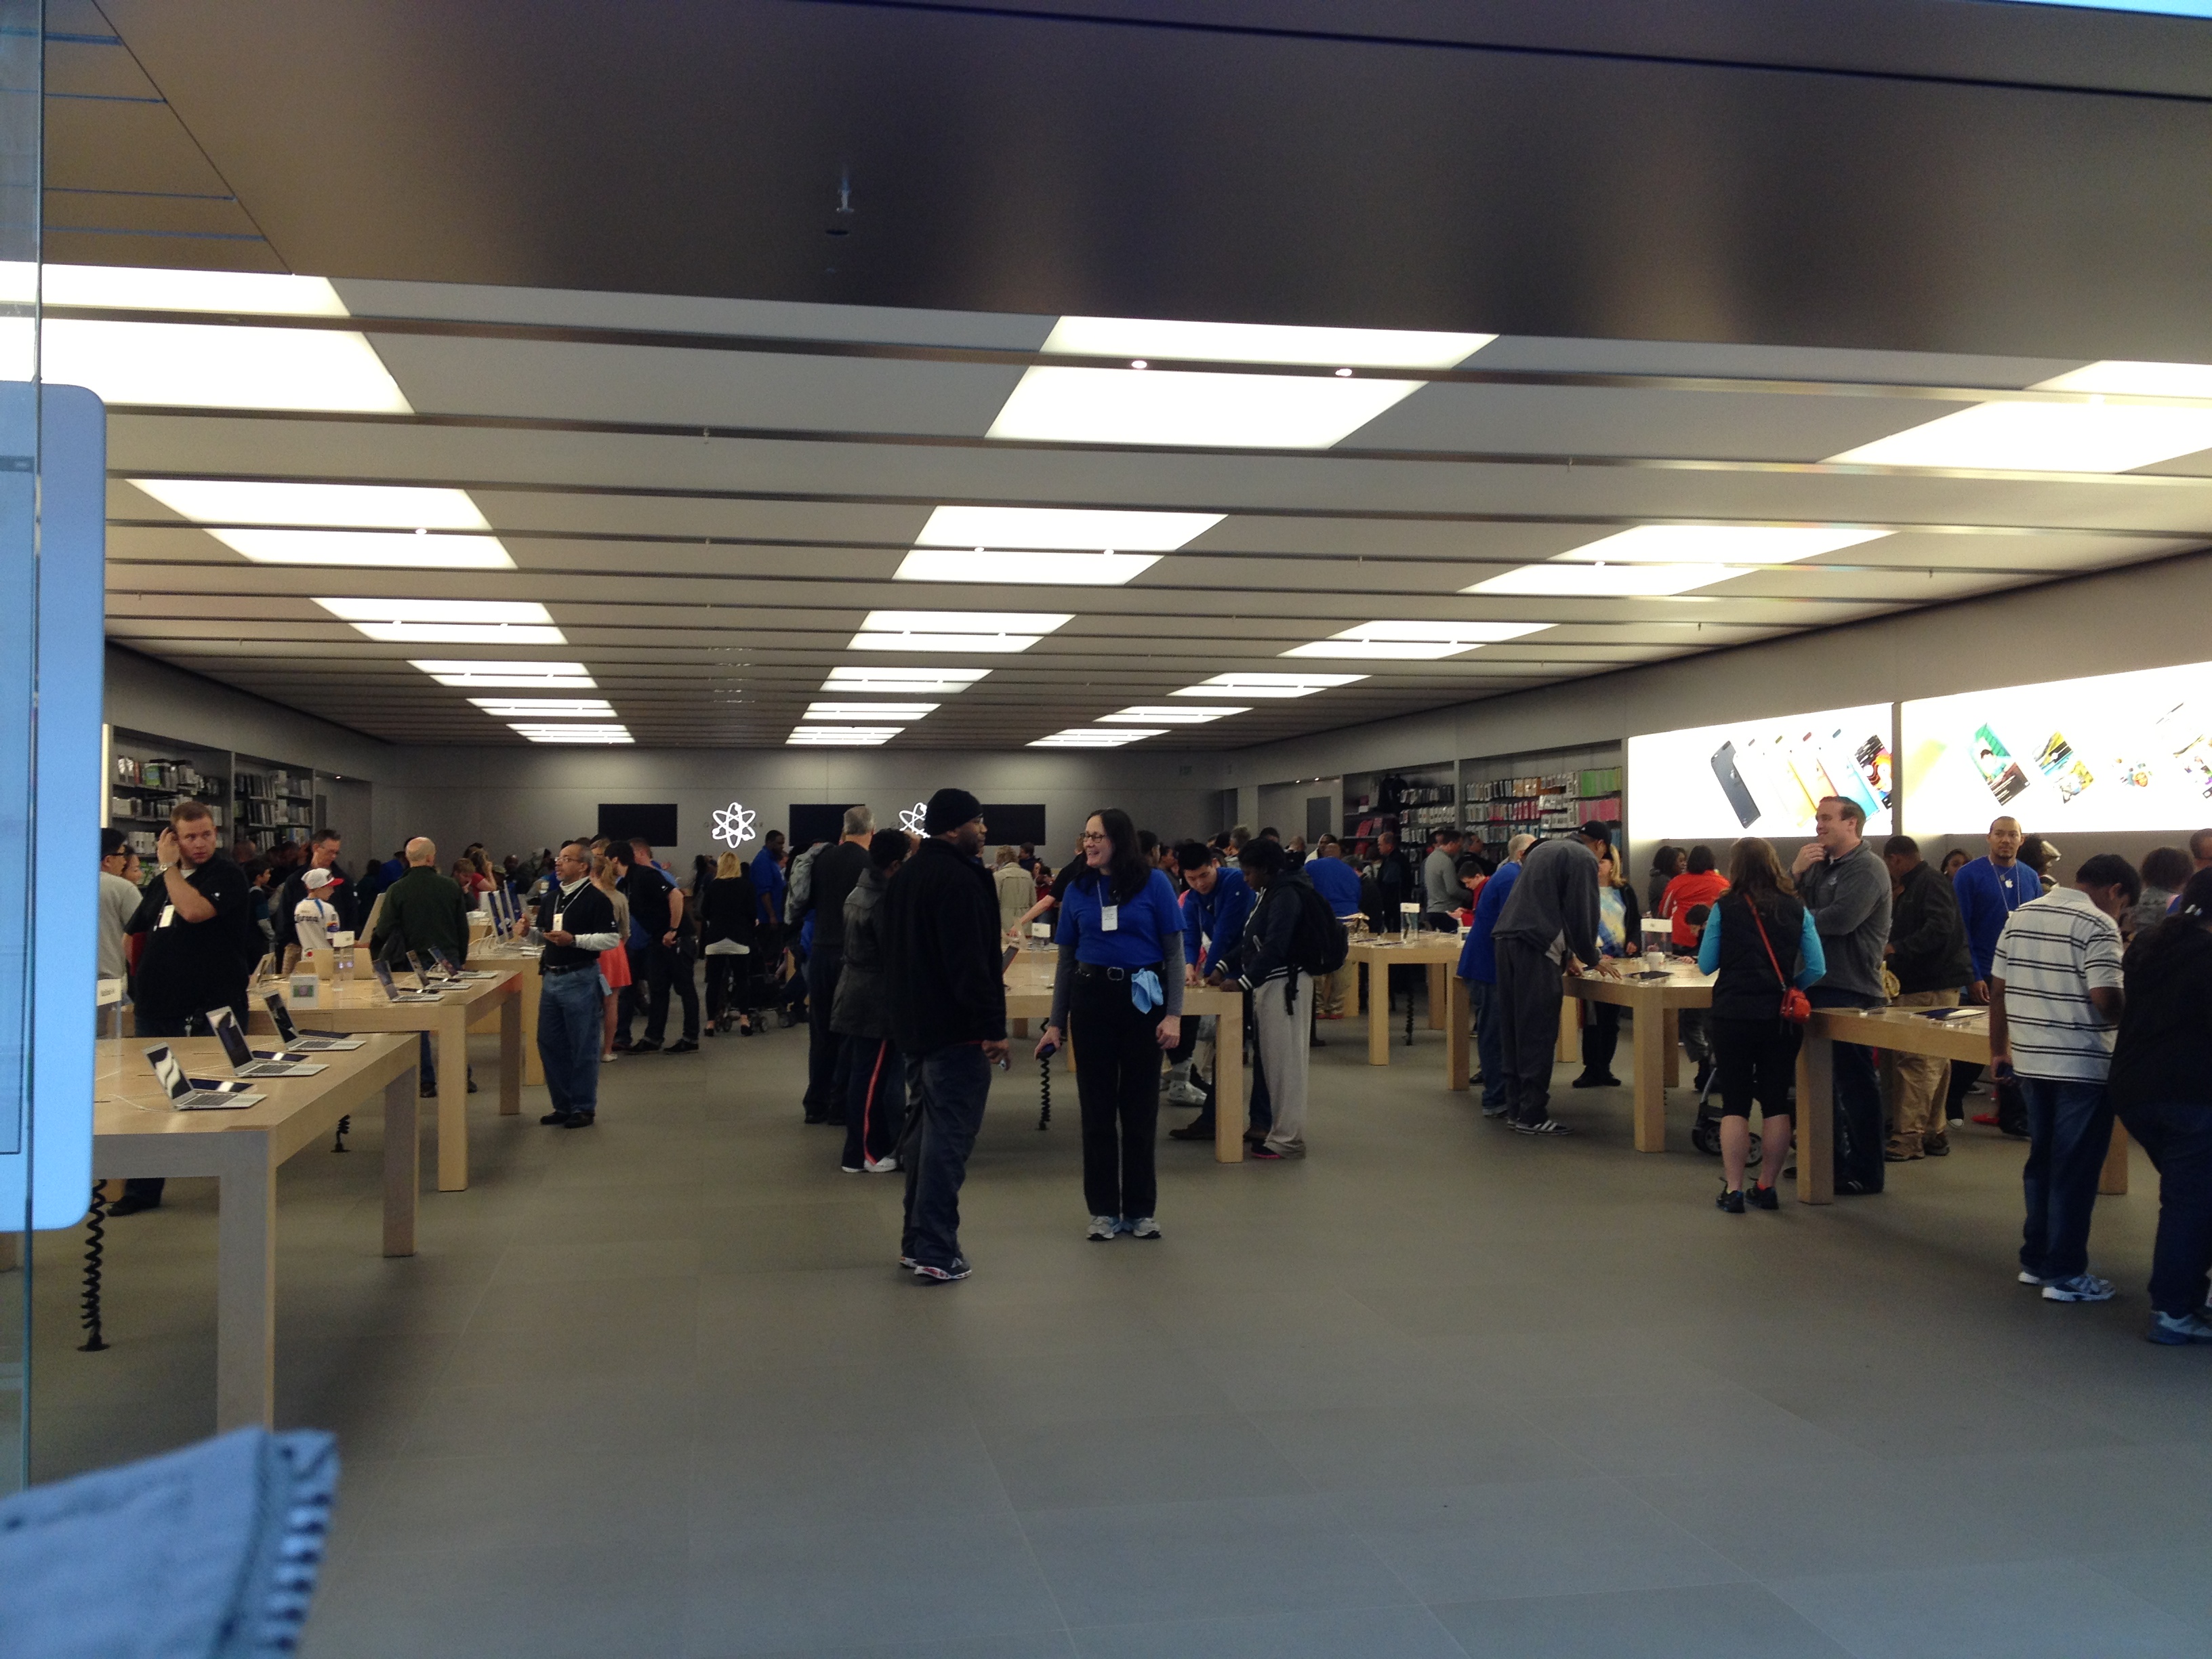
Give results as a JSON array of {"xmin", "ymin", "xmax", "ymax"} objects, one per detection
[{"xmin": 882, "ymin": 788, "xmax": 1007, "ymax": 1282}]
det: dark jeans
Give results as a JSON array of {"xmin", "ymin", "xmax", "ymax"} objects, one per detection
[
  {"xmin": 640, "ymin": 938, "xmax": 700, "ymax": 1044},
  {"xmin": 1950, "ymin": 1061, "xmax": 2027, "ymax": 1133},
  {"xmin": 842, "ymin": 1036, "xmax": 906, "ymax": 1169},
  {"xmin": 2019, "ymin": 1076, "xmax": 2114, "ymax": 1283},
  {"xmin": 1472, "ymin": 979, "xmax": 1507, "ymax": 1111},
  {"xmin": 1711, "ymin": 1015, "xmax": 1801, "ymax": 1121},
  {"xmin": 1495, "ymin": 937, "xmax": 1563, "ymax": 1126},
  {"xmin": 900, "ymin": 1044, "xmax": 991, "ymax": 1271},
  {"xmin": 125, "ymin": 1008, "xmax": 234, "ymax": 1203},
  {"xmin": 1809, "ymin": 986, "xmax": 1883, "ymax": 1194},
  {"xmin": 2115, "ymin": 1101, "xmax": 2212, "ymax": 1317},
  {"xmin": 804, "ymin": 947, "xmax": 847, "ymax": 1120},
  {"xmin": 1070, "ymin": 968, "xmax": 1164, "ymax": 1221},
  {"xmin": 1579, "ymin": 1002, "xmax": 1621, "ymax": 1077}
]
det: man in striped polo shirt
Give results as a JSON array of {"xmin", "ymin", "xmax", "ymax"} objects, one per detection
[{"xmin": 1990, "ymin": 853, "xmax": 2140, "ymax": 1303}]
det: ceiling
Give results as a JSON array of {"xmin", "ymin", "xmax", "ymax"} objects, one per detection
[{"xmin": 49, "ymin": 0, "xmax": 2212, "ymax": 751}]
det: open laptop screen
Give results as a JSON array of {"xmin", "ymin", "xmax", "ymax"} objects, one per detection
[
  {"xmin": 209, "ymin": 1006, "xmax": 257, "ymax": 1070},
  {"xmin": 262, "ymin": 991, "xmax": 300, "ymax": 1043},
  {"xmin": 145, "ymin": 1044, "xmax": 190, "ymax": 1101}
]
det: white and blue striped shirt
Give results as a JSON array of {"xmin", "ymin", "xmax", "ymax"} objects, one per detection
[{"xmin": 1992, "ymin": 888, "xmax": 2124, "ymax": 1082}]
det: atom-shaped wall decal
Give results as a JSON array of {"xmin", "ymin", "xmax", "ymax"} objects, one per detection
[
  {"xmin": 711, "ymin": 802, "xmax": 758, "ymax": 848},
  {"xmin": 898, "ymin": 800, "xmax": 928, "ymax": 837}
]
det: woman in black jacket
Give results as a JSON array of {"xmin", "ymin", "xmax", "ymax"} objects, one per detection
[
  {"xmin": 2110, "ymin": 867, "xmax": 2212, "ymax": 1345},
  {"xmin": 699, "ymin": 852, "xmax": 762, "ymax": 1036},
  {"xmin": 832, "ymin": 830, "xmax": 911, "ymax": 1174}
]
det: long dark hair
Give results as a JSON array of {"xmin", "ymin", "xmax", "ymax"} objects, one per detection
[
  {"xmin": 2127, "ymin": 867, "xmax": 2212, "ymax": 978},
  {"xmin": 1086, "ymin": 807, "xmax": 1150, "ymax": 904},
  {"xmin": 1726, "ymin": 836, "xmax": 1795, "ymax": 920}
]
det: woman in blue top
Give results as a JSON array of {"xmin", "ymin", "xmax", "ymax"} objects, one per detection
[
  {"xmin": 1036, "ymin": 807, "xmax": 1185, "ymax": 1241},
  {"xmin": 1700, "ymin": 836, "xmax": 1827, "ymax": 1212}
]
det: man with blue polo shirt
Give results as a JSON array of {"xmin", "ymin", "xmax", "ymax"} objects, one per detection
[
  {"xmin": 1460, "ymin": 833, "xmax": 1534, "ymax": 1117},
  {"xmin": 1167, "ymin": 840, "xmax": 1256, "ymax": 1143},
  {"xmin": 1952, "ymin": 815, "xmax": 2035, "ymax": 1132},
  {"xmin": 1305, "ymin": 839, "xmax": 1364, "ymax": 1019}
]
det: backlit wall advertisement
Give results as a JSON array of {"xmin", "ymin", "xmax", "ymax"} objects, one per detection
[
  {"xmin": 1629, "ymin": 705, "xmax": 1894, "ymax": 843},
  {"xmin": 1901, "ymin": 661, "xmax": 2212, "ymax": 835}
]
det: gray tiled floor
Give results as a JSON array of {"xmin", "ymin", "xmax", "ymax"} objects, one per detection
[{"xmin": 28, "ymin": 1004, "xmax": 2212, "ymax": 1656}]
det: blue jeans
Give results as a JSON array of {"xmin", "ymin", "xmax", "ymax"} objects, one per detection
[
  {"xmin": 537, "ymin": 966, "xmax": 605, "ymax": 1118},
  {"xmin": 2115, "ymin": 1101, "xmax": 2212, "ymax": 1317},
  {"xmin": 2020, "ymin": 1076, "xmax": 2114, "ymax": 1283},
  {"xmin": 1471, "ymin": 979, "xmax": 1507, "ymax": 1111},
  {"xmin": 900, "ymin": 1044, "xmax": 991, "ymax": 1271}
]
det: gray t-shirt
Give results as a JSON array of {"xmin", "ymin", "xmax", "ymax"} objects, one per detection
[
  {"xmin": 1422, "ymin": 846, "xmax": 1460, "ymax": 916},
  {"xmin": 98, "ymin": 869, "xmax": 140, "ymax": 980}
]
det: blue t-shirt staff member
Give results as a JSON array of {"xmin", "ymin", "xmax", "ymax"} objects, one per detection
[
  {"xmin": 1036, "ymin": 808, "xmax": 1186, "ymax": 1242},
  {"xmin": 1179, "ymin": 843, "xmax": 1254, "ymax": 984}
]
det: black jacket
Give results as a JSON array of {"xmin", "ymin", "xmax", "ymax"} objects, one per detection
[
  {"xmin": 884, "ymin": 838, "xmax": 1006, "ymax": 1056},
  {"xmin": 1372, "ymin": 849, "xmax": 1415, "ymax": 928},
  {"xmin": 804, "ymin": 839, "xmax": 872, "ymax": 953},
  {"xmin": 2110, "ymin": 924, "xmax": 2212, "ymax": 1111},
  {"xmin": 1233, "ymin": 869, "xmax": 1313, "ymax": 988},
  {"xmin": 699, "ymin": 875, "xmax": 760, "ymax": 951},
  {"xmin": 830, "ymin": 865, "xmax": 895, "ymax": 1040},
  {"xmin": 1888, "ymin": 859, "xmax": 1972, "ymax": 994}
]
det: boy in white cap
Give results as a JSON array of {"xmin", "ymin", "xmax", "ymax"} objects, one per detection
[{"xmin": 293, "ymin": 866, "xmax": 341, "ymax": 952}]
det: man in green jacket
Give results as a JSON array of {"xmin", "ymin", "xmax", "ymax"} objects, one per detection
[{"xmin": 368, "ymin": 837, "xmax": 474, "ymax": 1095}]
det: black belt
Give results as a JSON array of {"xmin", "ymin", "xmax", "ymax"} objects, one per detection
[
  {"xmin": 541, "ymin": 960, "xmax": 598, "ymax": 976},
  {"xmin": 1073, "ymin": 962, "xmax": 1161, "ymax": 982}
]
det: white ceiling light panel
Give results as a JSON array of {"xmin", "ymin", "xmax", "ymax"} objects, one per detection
[
  {"xmin": 510, "ymin": 723, "xmax": 632, "ymax": 745},
  {"xmin": 804, "ymin": 701, "xmax": 939, "ymax": 720},
  {"xmin": 1099, "ymin": 705, "xmax": 1249, "ymax": 724},
  {"xmin": 39, "ymin": 319, "xmax": 411, "ymax": 412},
  {"xmin": 414, "ymin": 659, "xmax": 596, "ymax": 688},
  {"xmin": 851, "ymin": 609, "xmax": 1073, "ymax": 652},
  {"xmin": 986, "ymin": 314, "xmax": 1495, "ymax": 449},
  {"xmin": 1468, "ymin": 563, "xmax": 1733, "ymax": 598},
  {"xmin": 1467, "ymin": 524, "xmax": 1891, "ymax": 598},
  {"xmin": 915, "ymin": 506, "xmax": 1226, "ymax": 550},
  {"xmin": 1028, "ymin": 727, "xmax": 1167, "ymax": 747},
  {"xmin": 1282, "ymin": 619, "xmax": 1555, "ymax": 660},
  {"xmin": 213, "ymin": 530, "xmax": 515, "ymax": 569},
  {"xmin": 469, "ymin": 697, "xmax": 615, "ymax": 718},
  {"xmin": 823, "ymin": 666, "xmax": 991, "ymax": 693},
  {"xmin": 16, "ymin": 262, "xmax": 350, "ymax": 315},
  {"xmin": 1172, "ymin": 672, "xmax": 1367, "ymax": 699},
  {"xmin": 895, "ymin": 548, "xmax": 1165, "ymax": 586},
  {"xmin": 1828, "ymin": 361, "xmax": 2212, "ymax": 472},
  {"xmin": 130, "ymin": 480, "xmax": 492, "ymax": 529},
  {"xmin": 787, "ymin": 726, "xmax": 902, "ymax": 746},
  {"xmin": 315, "ymin": 598, "xmax": 563, "ymax": 644}
]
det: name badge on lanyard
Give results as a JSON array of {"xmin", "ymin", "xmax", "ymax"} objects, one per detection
[
  {"xmin": 1100, "ymin": 901, "xmax": 1119, "ymax": 933},
  {"xmin": 158, "ymin": 904, "xmax": 176, "ymax": 929},
  {"xmin": 552, "ymin": 912, "xmax": 565, "ymax": 934}
]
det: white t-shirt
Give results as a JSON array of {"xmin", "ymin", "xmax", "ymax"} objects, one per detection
[
  {"xmin": 98, "ymin": 870, "xmax": 140, "ymax": 980},
  {"xmin": 1992, "ymin": 887, "xmax": 2125, "ymax": 1082},
  {"xmin": 293, "ymin": 895, "xmax": 340, "ymax": 953}
]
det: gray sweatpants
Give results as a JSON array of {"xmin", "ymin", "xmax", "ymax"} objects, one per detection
[{"xmin": 1251, "ymin": 969, "xmax": 1311, "ymax": 1153}]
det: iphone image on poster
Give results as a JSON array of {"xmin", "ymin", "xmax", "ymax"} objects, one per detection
[
  {"xmin": 1631, "ymin": 703, "xmax": 1895, "ymax": 842},
  {"xmin": 1902, "ymin": 661, "xmax": 2212, "ymax": 834}
]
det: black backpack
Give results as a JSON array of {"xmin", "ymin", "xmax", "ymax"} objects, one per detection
[{"xmin": 1288, "ymin": 880, "xmax": 1350, "ymax": 977}]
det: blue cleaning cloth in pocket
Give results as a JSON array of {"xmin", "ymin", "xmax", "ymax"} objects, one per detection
[{"xmin": 1130, "ymin": 968, "xmax": 1162, "ymax": 1013}]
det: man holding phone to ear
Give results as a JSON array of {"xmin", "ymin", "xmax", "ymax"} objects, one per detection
[{"xmin": 117, "ymin": 799, "xmax": 260, "ymax": 1212}]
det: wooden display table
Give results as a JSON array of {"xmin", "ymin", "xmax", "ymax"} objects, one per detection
[
  {"xmin": 1563, "ymin": 960, "xmax": 1715, "ymax": 1151},
  {"xmin": 469, "ymin": 942, "xmax": 544, "ymax": 1086},
  {"xmin": 1347, "ymin": 935, "xmax": 1467, "ymax": 1088},
  {"xmin": 94, "ymin": 1033, "xmax": 419, "ymax": 1430},
  {"xmin": 1798, "ymin": 1006, "xmax": 2130, "ymax": 1206},
  {"xmin": 1002, "ymin": 951, "xmax": 1248, "ymax": 1162},
  {"xmin": 244, "ymin": 968, "xmax": 524, "ymax": 1192}
]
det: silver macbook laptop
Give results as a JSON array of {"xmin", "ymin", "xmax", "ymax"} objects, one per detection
[
  {"xmin": 428, "ymin": 944, "xmax": 497, "ymax": 980},
  {"xmin": 209, "ymin": 1006, "xmax": 329, "ymax": 1079},
  {"xmin": 144, "ymin": 1045, "xmax": 264, "ymax": 1111},
  {"xmin": 372, "ymin": 960, "xmax": 441, "ymax": 1003},
  {"xmin": 260, "ymin": 992, "xmax": 365, "ymax": 1051}
]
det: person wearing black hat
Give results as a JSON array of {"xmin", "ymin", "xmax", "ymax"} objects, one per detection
[
  {"xmin": 882, "ymin": 788, "xmax": 1008, "ymax": 1284},
  {"xmin": 1490, "ymin": 822, "xmax": 1621, "ymax": 1136}
]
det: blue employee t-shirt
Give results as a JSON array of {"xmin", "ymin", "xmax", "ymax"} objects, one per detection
[
  {"xmin": 1305, "ymin": 856, "xmax": 1363, "ymax": 918},
  {"xmin": 1058, "ymin": 867, "xmax": 1183, "ymax": 969}
]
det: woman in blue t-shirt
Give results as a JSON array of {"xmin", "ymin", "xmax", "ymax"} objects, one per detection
[{"xmin": 1036, "ymin": 807, "xmax": 1185, "ymax": 1241}]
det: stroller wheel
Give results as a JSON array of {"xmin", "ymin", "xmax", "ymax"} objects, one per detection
[{"xmin": 1690, "ymin": 1122, "xmax": 1718, "ymax": 1156}]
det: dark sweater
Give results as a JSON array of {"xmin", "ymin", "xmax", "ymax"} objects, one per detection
[
  {"xmin": 805, "ymin": 840, "xmax": 872, "ymax": 952},
  {"xmin": 367, "ymin": 865, "xmax": 471, "ymax": 965},
  {"xmin": 1888, "ymin": 860, "xmax": 1972, "ymax": 994},
  {"xmin": 830, "ymin": 865, "xmax": 895, "ymax": 1040},
  {"xmin": 2110, "ymin": 924, "xmax": 2212, "ymax": 1111},
  {"xmin": 884, "ymin": 838, "xmax": 1007, "ymax": 1056},
  {"xmin": 699, "ymin": 875, "xmax": 760, "ymax": 951}
]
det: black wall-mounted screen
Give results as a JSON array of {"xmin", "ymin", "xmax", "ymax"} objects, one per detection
[
  {"xmin": 597, "ymin": 802, "xmax": 680, "ymax": 847},
  {"xmin": 979, "ymin": 803, "xmax": 1048, "ymax": 845},
  {"xmin": 788, "ymin": 803, "xmax": 861, "ymax": 848}
]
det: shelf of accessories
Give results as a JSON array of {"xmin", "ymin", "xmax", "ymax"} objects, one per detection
[{"xmin": 106, "ymin": 727, "xmax": 344, "ymax": 859}]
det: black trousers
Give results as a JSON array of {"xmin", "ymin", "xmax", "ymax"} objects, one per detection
[
  {"xmin": 2116, "ymin": 1100, "xmax": 2212, "ymax": 1317},
  {"xmin": 640, "ymin": 938, "xmax": 700, "ymax": 1043},
  {"xmin": 1070, "ymin": 968, "xmax": 1164, "ymax": 1220},
  {"xmin": 842, "ymin": 1036, "xmax": 906, "ymax": 1169},
  {"xmin": 1579, "ymin": 1002, "xmax": 1621, "ymax": 1076},
  {"xmin": 1711, "ymin": 1014, "xmax": 1801, "ymax": 1122},
  {"xmin": 804, "ymin": 946, "xmax": 846, "ymax": 1120},
  {"xmin": 1494, "ymin": 937, "xmax": 1564, "ymax": 1126},
  {"xmin": 703, "ymin": 952, "xmax": 754, "ymax": 1025}
]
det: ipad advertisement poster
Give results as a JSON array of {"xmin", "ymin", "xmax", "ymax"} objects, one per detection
[
  {"xmin": 1629, "ymin": 705, "xmax": 1895, "ymax": 842},
  {"xmin": 1901, "ymin": 661, "xmax": 2212, "ymax": 834}
]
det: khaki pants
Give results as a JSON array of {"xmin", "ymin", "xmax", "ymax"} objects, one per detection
[
  {"xmin": 1314, "ymin": 966, "xmax": 1347, "ymax": 1019},
  {"xmin": 1883, "ymin": 987, "xmax": 1959, "ymax": 1151}
]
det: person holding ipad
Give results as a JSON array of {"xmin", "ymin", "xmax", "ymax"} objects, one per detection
[{"xmin": 1036, "ymin": 808, "xmax": 1185, "ymax": 1241}]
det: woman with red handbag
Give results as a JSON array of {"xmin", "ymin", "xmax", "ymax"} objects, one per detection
[{"xmin": 1698, "ymin": 838, "xmax": 1828, "ymax": 1212}]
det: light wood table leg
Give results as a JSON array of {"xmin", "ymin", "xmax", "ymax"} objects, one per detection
[
  {"xmin": 382, "ymin": 1064, "xmax": 419, "ymax": 1257},
  {"xmin": 436, "ymin": 1006, "xmax": 469, "ymax": 1191},
  {"xmin": 2100, "ymin": 1119, "xmax": 2131, "ymax": 1197},
  {"xmin": 1214, "ymin": 1007, "xmax": 1245, "ymax": 1163},
  {"xmin": 1446, "ymin": 975, "xmax": 1469, "ymax": 1092},
  {"xmin": 1632, "ymin": 1000, "xmax": 1666, "ymax": 1151},
  {"xmin": 216, "ymin": 1135, "xmax": 278, "ymax": 1431},
  {"xmin": 1010, "ymin": 1017, "xmax": 1027, "ymax": 1038},
  {"xmin": 1557, "ymin": 994, "xmax": 1579, "ymax": 1063},
  {"xmin": 1797, "ymin": 1035, "xmax": 1834, "ymax": 1204},
  {"xmin": 1367, "ymin": 967, "xmax": 1390, "ymax": 1065},
  {"xmin": 0, "ymin": 1232, "xmax": 18, "ymax": 1272},
  {"xmin": 1663, "ymin": 1008, "xmax": 1681, "ymax": 1086},
  {"xmin": 498, "ymin": 989, "xmax": 523, "ymax": 1116},
  {"xmin": 1427, "ymin": 962, "xmax": 1446, "ymax": 1031},
  {"xmin": 521, "ymin": 969, "xmax": 544, "ymax": 1086}
]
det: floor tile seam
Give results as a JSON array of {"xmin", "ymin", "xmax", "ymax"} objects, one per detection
[
  {"xmin": 1759, "ymin": 1553, "xmax": 2205, "ymax": 1654},
  {"xmin": 1050, "ymin": 1589, "xmax": 1448, "ymax": 1641},
  {"xmin": 972, "ymin": 1406, "xmax": 1080, "ymax": 1647}
]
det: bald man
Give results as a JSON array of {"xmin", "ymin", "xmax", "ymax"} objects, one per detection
[{"xmin": 369, "ymin": 837, "xmax": 475, "ymax": 1094}]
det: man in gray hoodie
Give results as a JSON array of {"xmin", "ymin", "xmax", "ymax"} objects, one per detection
[
  {"xmin": 1793, "ymin": 796, "xmax": 1894, "ymax": 1193},
  {"xmin": 1492, "ymin": 822, "xmax": 1621, "ymax": 1136}
]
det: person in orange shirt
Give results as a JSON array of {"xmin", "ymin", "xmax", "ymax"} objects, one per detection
[{"xmin": 1661, "ymin": 844, "xmax": 1729, "ymax": 1093}]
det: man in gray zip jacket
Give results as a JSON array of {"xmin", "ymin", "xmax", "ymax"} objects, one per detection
[
  {"xmin": 1492, "ymin": 822, "xmax": 1621, "ymax": 1136},
  {"xmin": 1793, "ymin": 795, "xmax": 1894, "ymax": 1192}
]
